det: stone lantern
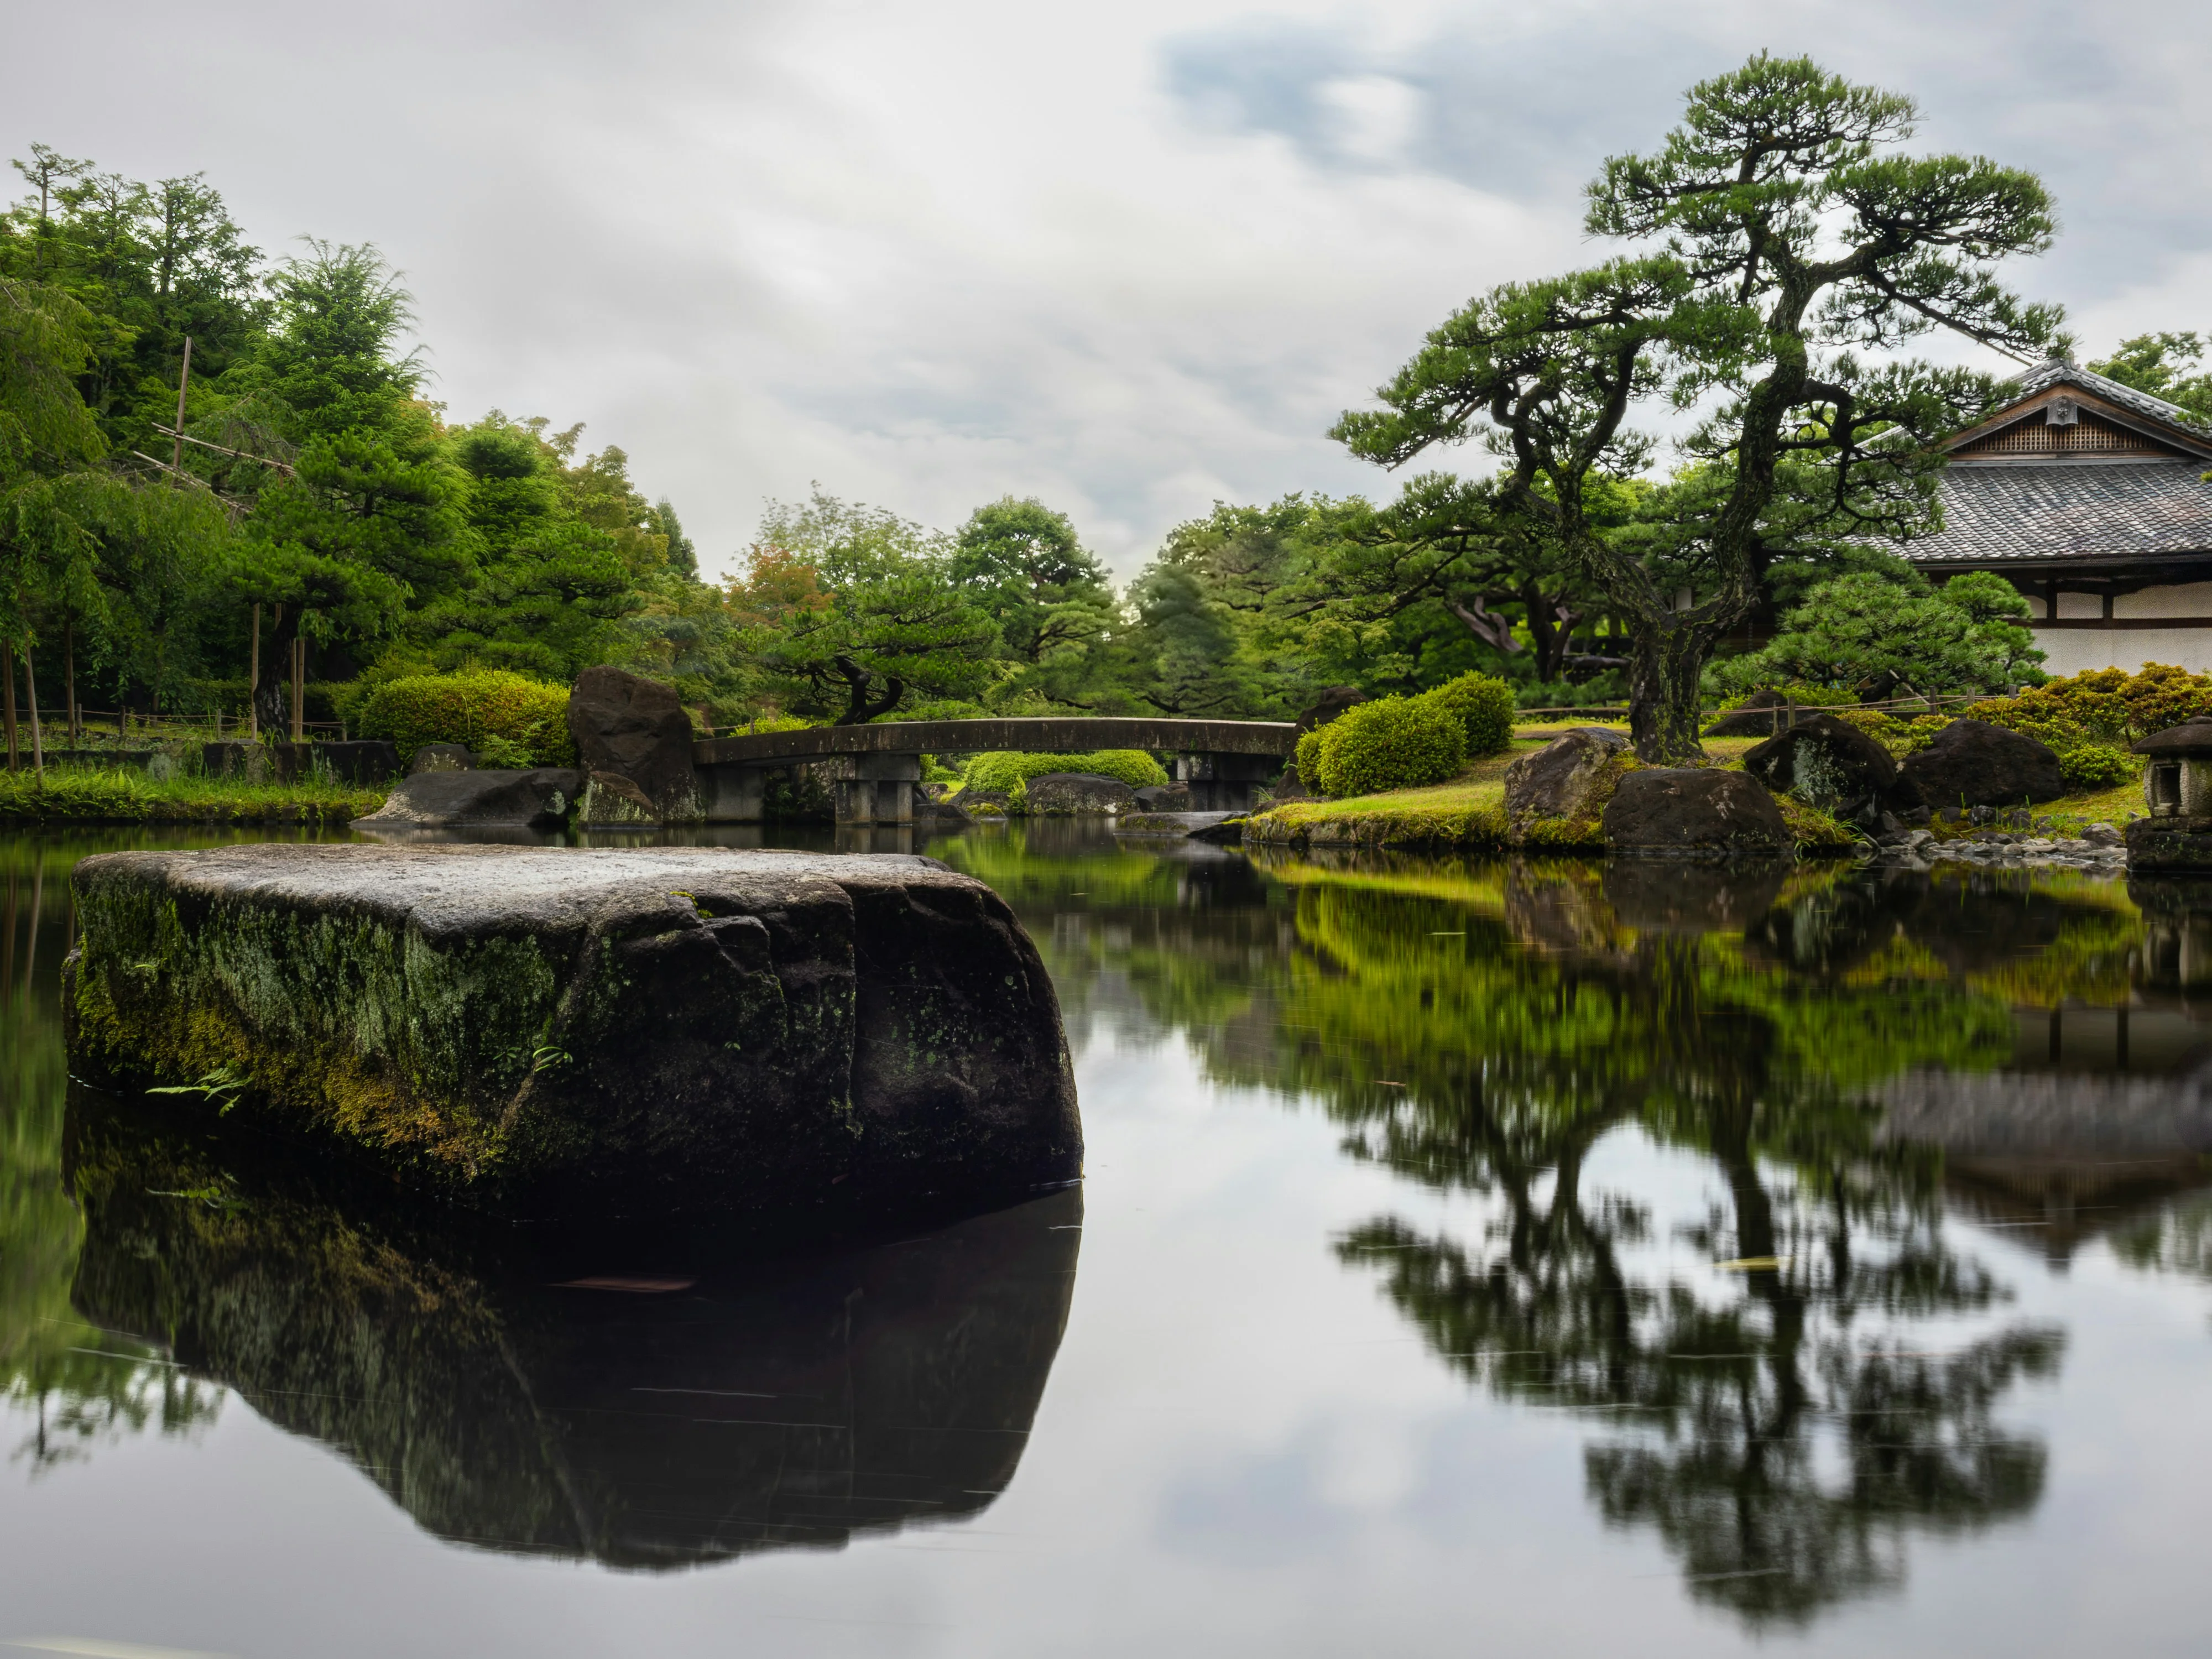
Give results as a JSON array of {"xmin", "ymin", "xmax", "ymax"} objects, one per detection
[
  {"xmin": 2126, "ymin": 715, "xmax": 2212, "ymax": 870},
  {"xmin": 2133, "ymin": 715, "xmax": 2212, "ymax": 817}
]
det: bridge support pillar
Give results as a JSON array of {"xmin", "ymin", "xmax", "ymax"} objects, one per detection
[
  {"xmin": 1174, "ymin": 752, "xmax": 1282, "ymax": 813},
  {"xmin": 702, "ymin": 763, "xmax": 769, "ymax": 823},
  {"xmin": 835, "ymin": 753, "xmax": 920, "ymax": 826}
]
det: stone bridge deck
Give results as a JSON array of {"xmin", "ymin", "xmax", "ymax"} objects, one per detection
[{"xmin": 693, "ymin": 718, "xmax": 1298, "ymax": 823}]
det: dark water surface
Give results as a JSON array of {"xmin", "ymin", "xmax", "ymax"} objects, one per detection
[{"xmin": 6, "ymin": 825, "xmax": 2212, "ymax": 1656}]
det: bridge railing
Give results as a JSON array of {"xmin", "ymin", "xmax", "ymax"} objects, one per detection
[{"xmin": 695, "ymin": 716, "xmax": 1297, "ymax": 768}]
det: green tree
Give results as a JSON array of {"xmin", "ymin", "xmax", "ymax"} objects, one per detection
[
  {"xmin": 2088, "ymin": 332, "xmax": 2212, "ymax": 422},
  {"xmin": 733, "ymin": 489, "xmax": 999, "ymax": 720},
  {"xmin": 1714, "ymin": 568, "xmax": 2043, "ymax": 699},
  {"xmin": 230, "ymin": 243, "xmax": 469, "ymax": 727},
  {"xmin": 950, "ymin": 496, "xmax": 1126, "ymax": 707},
  {"xmin": 1334, "ymin": 54, "xmax": 2060, "ymax": 761}
]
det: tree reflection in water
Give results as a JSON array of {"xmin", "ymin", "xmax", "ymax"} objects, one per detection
[{"xmin": 969, "ymin": 836, "xmax": 2130, "ymax": 1628}]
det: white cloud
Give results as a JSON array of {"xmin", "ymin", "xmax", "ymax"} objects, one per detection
[{"xmin": 9, "ymin": 0, "xmax": 2211, "ymax": 580}]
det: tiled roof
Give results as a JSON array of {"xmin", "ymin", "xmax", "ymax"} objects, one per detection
[
  {"xmin": 2006, "ymin": 358, "xmax": 2212, "ymax": 436},
  {"xmin": 1910, "ymin": 461, "xmax": 2212, "ymax": 565}
]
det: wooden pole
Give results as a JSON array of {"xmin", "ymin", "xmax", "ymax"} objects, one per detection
[
  {"xmin": 22, "ymin": 643, "xmax": 43, "ymax": 777},
  {"xmin": 248, "ymin": 602, "xmax": 259, "ymax": 738},
  {"xmin": 2, "ymin": 643, "xmax": 15, "ymax": 772},
  {"xmin": 63, "ymin": 617, "xmax": 76, "ymax": 744},
  {"xmin": 169, "ymin": 336, "xmax": 192, "ymax": 488},
  {"xmin": 290, "ymin": 634, "xmax": 304, "ymax": 742}
]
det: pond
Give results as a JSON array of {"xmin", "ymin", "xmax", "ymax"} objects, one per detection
[{"xmin": 4, "ymin": 823, "xmax": 2212, "ymax": 1656}]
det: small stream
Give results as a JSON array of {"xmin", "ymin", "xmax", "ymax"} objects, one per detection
[{"xmin": 4, "ymin": 823, "xmax": 2211, "ymax": 1657}]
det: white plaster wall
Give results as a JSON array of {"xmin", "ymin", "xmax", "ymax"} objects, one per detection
[
  {"xmin": 2056, "ymin": 590, "xmax": 2106, "ymax": 619},
  {"xmin": 2114, "ymin": 582, "xmax": 2212, "ymax": 619},
  {"xmin": 2022, "ymin": 592, "xmax": 2047, "ymax": 618},
  {"xmin": 2032, "ymin": 627, "xmax": 2212, "ymax": 675}
]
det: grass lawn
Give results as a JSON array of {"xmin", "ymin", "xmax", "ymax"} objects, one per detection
[{"xmin": 0, "ymin": 765, "xmax": 386, "ymax": 824}]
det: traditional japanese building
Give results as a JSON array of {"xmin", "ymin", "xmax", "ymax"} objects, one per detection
[{"xmin": 1910, "ymin": 359, "xmax": 2212, "ymax": 675}]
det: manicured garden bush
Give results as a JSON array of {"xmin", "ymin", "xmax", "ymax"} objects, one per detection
[
  {"xmin": 1417, "ymin": 672, "xmax": 1516, "ymax": 757},
  {"xmin": 356, "ymin": 671, "xmax": 577, "ymax": 766},
  {"xmin": 1312, "ymin": 697, "xmax": 1467, "ymax": 798},
  {"xmin": 962, "ymin": 749, "xmax": 1168, "ymax": 796},
  {"xmin": 2058, "ymin": 743, "xmax": 2138, "ymax": 791},
  {"xmin": 1968, "ymin": 664, "xmax": 2212, "ymax": 750},
  {"xmin": 1295, "ymin": 728, "xmax": 1326, "ymax": 792}
]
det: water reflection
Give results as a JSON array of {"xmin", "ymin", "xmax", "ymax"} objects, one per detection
[
  {"xmin": 942, "ymin": 831, "xmax": 2212, "ymax": 1626},
  {"xmin": 65, "ymin": 1092, "xmax": 1079, "ymax": 1567}
]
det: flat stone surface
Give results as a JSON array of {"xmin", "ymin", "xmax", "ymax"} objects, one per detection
[
  {"xmin": 1113, "ymin": 811, "xmax": 1239, "ymax": 837},
  {"xmin": 66, "ymin": 845, "xmax": 1081, "ymax": 1219},
  {"xmin": 355, "ymin": 767, "xmax": 583, "ymax": 828}
]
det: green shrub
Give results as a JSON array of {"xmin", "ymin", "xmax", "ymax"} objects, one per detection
[
  {"xmin": 962, "ymin": 749, "xmax": 1168, "ymax": 796},
  {"xmin": 357, "ymin": 671, "xmax": 576, "ymax": 766},
  {"xmin": 2059, "ymin": 743, "xmax": 2138, "ymax": 791},
  {"xmin": 1417, "ymin": 672, "xmax": 1516, "ymax": 757},
  {"xmin": 1968, "ymin": 664, "xmax": 2212, "ymax": 749},
  {"xmin": 1295, "ymin": 728, "xmax": 1326, "ymax": 791},
  {"xmin": 1313, "ymin": 697, "xmax": 1466, "ymax": 798}
]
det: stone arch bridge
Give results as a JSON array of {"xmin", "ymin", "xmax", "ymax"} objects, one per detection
[{"xmin": 693, "ymin": 717, "xmax": 1297, "ymax": 824}]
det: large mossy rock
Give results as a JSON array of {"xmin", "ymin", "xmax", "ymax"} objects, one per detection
[
  {"xmin": 65, "ymin": 846, "xmax": 1081, "ymax": 1219},
  {"xmin": 1741, "ymin": 713, "xmax": 1898, "ymax": 823},
  {"xmin": 1600, "ymin": 767, "xmax": 1790, "ymax": 858},
  {"xmin": 354, "ymin": 767, "xmax": 583, "ymax": 828},
  {"xmin": 66, "ymin": 1093, "xmax": 1079, "ymax": 1567},
  {"xmin": 566, "ymin": 666, "xmax": 702, "ymax": 820},
  {"xmin": 1025, "ymin": 772, "xmax": 1139, "ymax": 815},
  {"xmin": 1897, "ymin": 718, "xmax": 2064, "ymax": 808},
  {"xmin": 1505, "ymin": 727, "xmax": 1630, "ymax": 825}
]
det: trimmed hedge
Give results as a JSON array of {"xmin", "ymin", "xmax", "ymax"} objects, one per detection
[
  {"xmin": 356, "ymin": 671, "xmax": 576, "ymax": 766},
  {"xmin": 963, "ymin": 749, "xmax": 1169, "ymax": 796},
  {"xmin": 1312, "ymin": 697, "xmax": 1466, "ymax": 798},
  {"xmin": 1417, "ymin": 672, "xmax": 1515, "ymax": 757},
  {"xmin": 2059, "ymin": 743, "xmax": 2137, "ymax": 790}
]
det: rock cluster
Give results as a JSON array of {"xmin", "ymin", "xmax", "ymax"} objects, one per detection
[{"xmin": 1879, "ymin": 823, "xmax": 2126, "ymax": 873}]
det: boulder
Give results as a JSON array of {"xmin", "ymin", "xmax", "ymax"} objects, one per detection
[
  {"xmin": 1704, "ymin": 688, "xmax": 1794, "ymax": 738},
  {"xmin": 320, "ymin": 740, "xmax": 403, "ymax": 783},
  {"xmin": 1134, "ymin": 781, "xmax": 1193, "ymax": 812},
  {"xmin": 916, "ymin": 795, "xmax": 975, "ymax": 831},
  {"xmin": 409, "ymin": 743, "xmax": 474, "ymax": 774},
  {"xmin": 201, "ymin": 740, "xmax": 270, "ymax": 782},
  {"xmin": 580, "ymin": 770, "xmax": 660, "ymax": 825},
  {"xmin": 1740, "ymin": 713, "xmax": 1898, "ymax": 822},
  {"xmin": 1601, "ymin": 767, "xmax": 1790, "ymax": 858},
  {"xmin": 65, "ymin": 845, "xmax": 1082, "ymax": 1219},
  {"xmin": 1897, "ymin": 718, "xmax": 2064, "ymax": 809},
  {"xmin": 353, "ymin": 768, "xmax": 584, "ymax": 829},
  {"xmin": 566, "ymin": 666, "xmax": 702, "ymax": 818},
  {"xmin": 1505, "ymin": 727, "xmax": 1631, "ymax": 823},
  {"xmin": 956, "ymin": 789, "xmax": 1013, "ymax": 817},
  {"xmin": 1024, "ymin": 773, "xmax": 1139, "ymax": 815}
]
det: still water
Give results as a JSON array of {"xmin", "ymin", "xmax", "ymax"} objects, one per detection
[{"xmin": 4, "ymin": 825, "xmax": 2212, "ymax": 1656}]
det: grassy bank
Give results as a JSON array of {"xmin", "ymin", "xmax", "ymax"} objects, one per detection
[
  {"xmin": 1245, "ymin": 730, "xmax": 1856, "ymax": 855},
  {"xmin": 0, "ymin": 766, "xmax": 385, "ymax": 825}
]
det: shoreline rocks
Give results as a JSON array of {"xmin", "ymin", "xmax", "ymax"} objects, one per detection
[
  {"xmin": 1601, "ymin": 768, "xmax": 1790, "ymax": 859},
  {"xmin": 65, "ymin": 845, "xmax": 1081, "ymax": 1220},
  {"xmin": 353, "ymin": 768, "xmax": 583, "ymax": 829}
]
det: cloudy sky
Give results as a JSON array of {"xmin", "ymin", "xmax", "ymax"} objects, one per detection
[{"xmin": 15, "ymin": 0, "xmax": 2212, "ymax": 578}]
